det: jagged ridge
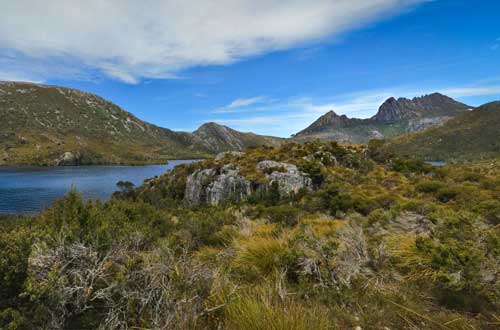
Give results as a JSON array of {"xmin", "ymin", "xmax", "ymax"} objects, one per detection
[{"xmin": 294, "ymin": 93, "xmax": 471, "ymax": 144}]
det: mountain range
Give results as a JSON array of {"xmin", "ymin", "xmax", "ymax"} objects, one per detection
[
  {"xmin": 1, "ymin": 81, "xmax": 499, "ymax": 165},
  {"xmin": 0, "ymin": 82, "xmax": 283, "ymax": 165},
  {"xmin": 294, "ymin": 93, "xmax": 472, "ymax": 144}
]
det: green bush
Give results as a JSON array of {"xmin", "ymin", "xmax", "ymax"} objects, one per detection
[
  {"xmin": 416, "ymin": 180, "xmax": 445, "ymax": 193},
  {"xmin": 436, "ymin": 187, "xmax": 460, "ymax": 203},
  {"xmin": 0, "ymin": 231, "xmax": 31, "ymax": 302},
  {"xmin": 475, "ymin": 200, "xmax": 500, "ymax": 225}
]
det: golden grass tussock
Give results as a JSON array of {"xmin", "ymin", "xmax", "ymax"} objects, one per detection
[{"xmin": 224, "ymin": 282, "xmax": 332, "ymax": 330}]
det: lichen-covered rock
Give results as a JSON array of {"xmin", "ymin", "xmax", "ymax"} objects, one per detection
[
  {"xmin": 184, "ymin": 160, "xmax": 312, "ymax": 206},
  {"xmin": 206, "ymin": 164, "xmax": 252, "ymax": 205},
  {"xmin": 184, "ymin": 168, "xmax": 217, "ymax": 206},
  {"xmin": 184, "ymin": 164, "xmax": 251, "ymax": 206},
  {"xmin": 55, "ymin": 151, "xmax": 80, "ymax": 166},
  {"xmin": 257, "ymin": 160, "xmax": 312, "ymax": 195}
]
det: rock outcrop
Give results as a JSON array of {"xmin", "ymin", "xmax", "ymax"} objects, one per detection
[
  {"xmin": 256, "ymin": 160, "xmax": 312, "ymax": 195},
  {"xmin": 206, "ymin": 164, "xmax": 252, "ymax": 205},
  {"xmin": 303, "ymin": 151, "xmax": 338, "ymax": 166},
  {"xmin": 185, "ymin": 164, "xmax": 251, "ymax": 206},
  {"xmin": 55, "ymin": 152, "xmax": 80, "ymax": 166},
  {"xmin": 407, "ymin": 116, "xmax": 451, "ymax": 132},
  {"xmin": 184, "ymin": 160, "xmax": 312, "ymax": 206}
]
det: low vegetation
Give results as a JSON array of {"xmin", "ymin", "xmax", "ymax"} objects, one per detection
[
  {"xmin": 1, "ymin": 141, "xmax": 500, "ymax": 329},
  {"xmin": 381, "ymin": 101, "xmax": 500, "ymax": 162}
]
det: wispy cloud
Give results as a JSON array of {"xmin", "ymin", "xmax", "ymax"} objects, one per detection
[
  {"xmin": 0, "ymin": 0, "xmax": 427, "ymax": 83},
  {"xmin": 440, "ymin": 85, "xmax": 500, "ymax": 98},
  {"xmin": 227, "ymin": 96, "xmax": 269, "ymax": 109},
  {"xmin": 208, "ymin": 83, "xmax": 500, "ymax": 137},
  {"xmin": 213, "ymin": 96, "xmax": 271, "ymax": 113}
]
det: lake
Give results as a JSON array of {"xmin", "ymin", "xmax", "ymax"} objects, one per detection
[
  {"xmin": 0, "ymin": 160, "xmax": 196, "ymax": 215},
  {"xmin": 426, "ymin": 161, "xmax": 447, "ymax": 167}
]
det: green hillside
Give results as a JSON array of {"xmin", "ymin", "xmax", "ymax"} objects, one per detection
[
  {"xmin": 0, "ymin": 82, "xmax": 283, "ymax": 165},
  {"xmin": 193, "ymin": 122, "xmax": 284, "ymax": 153},
  {"xmin": 383, "ymin": 102, "xmax": 500, "ymax": 162}
]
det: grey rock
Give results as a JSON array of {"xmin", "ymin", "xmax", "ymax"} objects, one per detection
[
  {"xmin": 303, "ymin": 151, "xmax": 338, "ymax": 166},
  {"xmin": 55, "ymin": 151, "xmax": 80, "ymax": 166},
  {"xmin": 257, "ymin": 160, "xmax": 312, "ymax": 195},
  {"xmin": 407, "ymin": 116, "xmax": 451, "ymax": 132},
  {"xmin": 184, "ymin": 168, "xmax": 217, "ymax": 206},
  {"xmin": 184, "ymin": 165, "xmax": 251, "ymax": 206},
  {"xmin": 370, "ymin": 130, "xmax": 384, "ymax": 139},
  {"xmin": 206, "ymin": 164, "xmax": 252, "ymax": 205}
]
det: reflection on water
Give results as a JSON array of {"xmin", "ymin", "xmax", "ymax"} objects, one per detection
[{"xmin": 0, "ymin": 160, "xmax": 196, "ymax": 215}]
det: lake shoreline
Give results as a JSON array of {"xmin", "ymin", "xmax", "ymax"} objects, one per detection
[
  {"xmin": 0, "ymin": 157, "xmax": 208, "ymax": 168},
  {"xmin": 0, "ymin": 160, "xmax": 197, "ymax": 215}
]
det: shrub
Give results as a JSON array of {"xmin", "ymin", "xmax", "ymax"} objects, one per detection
[
  {"xmin": 298, "ymin": 160, "xmax": 326, "ymax": 187},
  {"xmin": 391, "ymin": 158, "xmax": 432, "ymax": 174},
  {"xmin": 0, "ymin": 230, "xmax": 32, "ymax": 302},
  {"xmin": 416, "ymin": 180, "xmax": 445, "ymax": 193},
  {"xmin": 251, "ymin": 205, "xmax": 301, "ymax": 226},
  {"xmin": 436, "ymin": 187, "xmax": 460, "ymax": 203},
  {"xmin": 475, "ymin": 200, "xmax": 500, "ymax": 225}
]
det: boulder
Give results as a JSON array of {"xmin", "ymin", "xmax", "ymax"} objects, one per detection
[
  {"xmin": 206, "ymin": 164, "xmax": 252, "ymax": 205},
  {"xmin": 55, "ymin": 151, "xmax": 80, "ymax": 166},
  {"xmin": 184, "ymin": 168, "xmax": 217, "ymax": 206},
  {"xmin": 257, "ymin": 160, "xmax": 312, "ymax": 195},
  {"xmin": 184, "ymin": 164, "xmax": 251, "ymax": 206}
]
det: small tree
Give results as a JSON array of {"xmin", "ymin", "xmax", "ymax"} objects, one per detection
[{"xmin": 116, "ymin": 181, "xmax": 135, "ymax": 192}]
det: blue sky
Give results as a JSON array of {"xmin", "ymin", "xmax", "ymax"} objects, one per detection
[{"xmin": 1, "ymin": 0, "xmax": 499, "ymax": 137}]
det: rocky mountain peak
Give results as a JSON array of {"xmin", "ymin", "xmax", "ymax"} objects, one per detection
[
  {"xmin": 295, "ymin": 110, "xmax": 356, "ymax": 137},
  {"xmin": 371, "ymin": 93, "xmax": 470, "ymax": 123},
  {"xmin": 193, "ymin": 122, "xmax": 284, "ymax": 154}
]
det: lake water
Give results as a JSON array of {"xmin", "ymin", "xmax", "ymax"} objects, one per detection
[
  {"xmin": 426, "ymin": 161, "xmax": 447, "ymax": 167},
  {"xmin": 0, "ymin": 160, "xmax": 196, "ymax": 215}
]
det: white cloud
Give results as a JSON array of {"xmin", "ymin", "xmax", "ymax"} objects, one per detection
[
  {"xmin": 214, "ymin": 96, "xmax": 271, "ymax": 113},
  {"xmin": 227, "ymin": 96, "xmax": 269, "ymax": 109},
  {"xmin": 0, "ymin": 0, "xmax": 425, "ymax": 83},
  {"xmin": 439, "ymin": 86, "xmax": 500, "ymax": 98}
]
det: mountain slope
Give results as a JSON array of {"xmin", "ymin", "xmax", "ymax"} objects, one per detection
[
  {"xmin": 0, "ymin": 82, "xmax": 282, "ymax": 165},
  {"xmin": 382, "ymin": 101, "xmax": 500, "ymax": 162},
  {"xmin": 193, "ymin": 122, "xmax": 285, "ymax": 153},
  {"xmin": 294, "ymin": 93, "xmax": 471, "ymax": 144}
]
